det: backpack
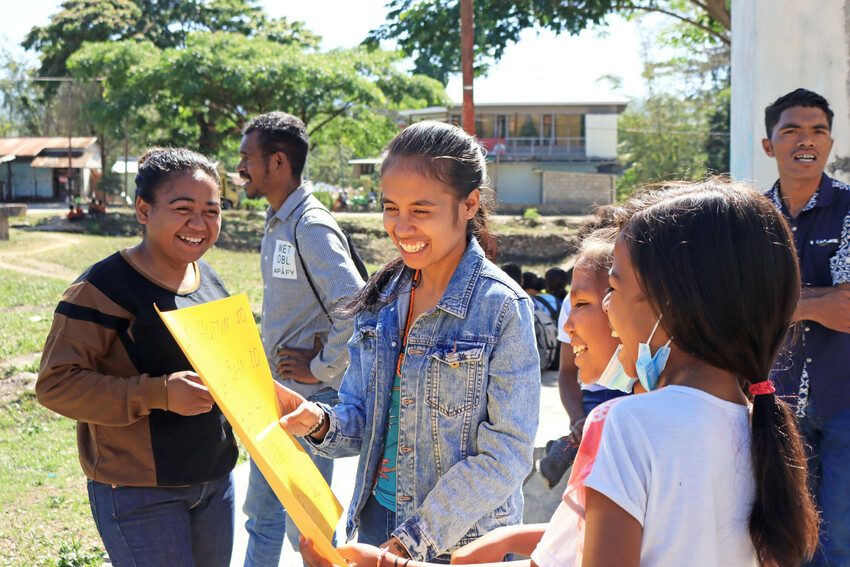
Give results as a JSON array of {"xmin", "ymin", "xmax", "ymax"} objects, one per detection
[
  {"xmin": 293, "ymin": 204, "xmax": 369, "ymax": 324},
  {"xmin": 531, "ymin": 295, "xmax": 559, "ymax": 371}
]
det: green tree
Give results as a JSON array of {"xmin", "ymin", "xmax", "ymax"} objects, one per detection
[
  {"xmin": 0, "ymin": 49, "xmax": 43, "ymax": 135},
  {"xmin": 365, "ymin": 0, "xmax": 730, "ymax": 83},
  {"xmin": 68, "ymin": 34, "xmax": 446, "ymax": 158},
  {"xmin": 704, "ymin": 86, "xmax": 730, "ymax": 173},
  {"xmin": 23, "ymin": 0, "xmax": 319, "ymax": 78},
  {"xmin": 616, "ymin": 94, "xmax": 710, "ymax": 194}
]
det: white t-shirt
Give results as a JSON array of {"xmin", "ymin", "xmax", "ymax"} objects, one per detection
[
  {"xmin": 531, "ymin": 498, "xmax": 579, "ymax": 567},
  {"xmin": 557, "ymin": 293, "xmax": 603, "ymax": 392},
  {"xmin": 583, "ymin": 386, "xmax": 757, "ymax": 567}
]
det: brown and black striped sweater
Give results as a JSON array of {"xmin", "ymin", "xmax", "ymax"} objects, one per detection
[{"xmin": 37, "ymin": 251, "xmax": 238, "ymax": 487}]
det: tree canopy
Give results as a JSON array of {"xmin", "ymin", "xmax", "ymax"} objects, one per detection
[
  {"xmin": 23, "ymin": 0, "xmax": 319, "ymax": 78},
  {"xmin": 68, "ymin": 33, "xmax": 447, "ymax": 157},
  {"xmin": 366, "ymin": 0, "xmax": 730, "ymax": 83}
]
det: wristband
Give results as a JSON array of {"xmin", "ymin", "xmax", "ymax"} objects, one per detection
[
  {"xmin": 377, "ymin": 547, "xmax": 389, "ymax": 567},
  {"xmin": 303, "ymin": 405, "xmax": 326, "ymax": 438}
]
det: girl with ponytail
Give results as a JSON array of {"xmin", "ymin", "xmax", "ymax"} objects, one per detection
[
  {"xmin": 581, "ymin": 181, "xmax": 818, "ymax": 566},
  {"xmin": 276, "ymin": 121, "xmax": 540, "ymax": 563}
]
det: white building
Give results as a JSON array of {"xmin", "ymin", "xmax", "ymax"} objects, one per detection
[{"xmin": 395, "ymin": 96, "xmax": 628, "ymax": 213}]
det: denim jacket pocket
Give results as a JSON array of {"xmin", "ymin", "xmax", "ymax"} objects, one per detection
[
  {"xmin": 426, "ymin": 342, "xmax": 486, "ymax": 417},
  {"xmin": 352, "ymin": 326, "xmax": 378, "ymax": 391},
  {"xmin": 353, "ymin": 326, "xmax": 377, "ymax": 350}
]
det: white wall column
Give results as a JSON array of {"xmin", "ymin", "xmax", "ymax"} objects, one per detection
[{"xmin": 731, "ymin": 0, "xmax": 850, "ymax": 187}]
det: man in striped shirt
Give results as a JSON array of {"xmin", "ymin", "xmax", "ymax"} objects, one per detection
[{"xmin": 236, "ymin": 112, "xmax": 365, "ymax": 566}]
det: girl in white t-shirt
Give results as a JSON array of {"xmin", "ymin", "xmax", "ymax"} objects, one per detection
[{"xmin": 580, "ymin": 182, "xmax": 818, "ymax": 567}]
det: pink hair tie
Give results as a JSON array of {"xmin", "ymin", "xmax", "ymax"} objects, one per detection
[{"xmin": 749, "ymin": 380, "xmax": 776, "ymax": 396}]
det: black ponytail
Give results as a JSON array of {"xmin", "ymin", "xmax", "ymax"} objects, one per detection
[{"xmin": 749, "ymin": 390, "xmax": 819, "ymax": 565}]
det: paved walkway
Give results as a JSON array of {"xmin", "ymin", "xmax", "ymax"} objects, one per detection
[{"xmin": 229, "ymin": 369, "xmax": 570, "ymax": 566}]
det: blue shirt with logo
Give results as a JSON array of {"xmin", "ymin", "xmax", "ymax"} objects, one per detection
[{"xmin": 766, "ymin": 173, "xmax": 850, "ymax": 421}]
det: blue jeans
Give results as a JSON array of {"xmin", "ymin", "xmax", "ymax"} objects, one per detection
[
  {"xmin": 243, "ymin": 388, "xmax": 337, "ymax": 567},
  {"xmin": 800, "ymin": 407, "xmax": 850, "ymax": 567},
  {"xmin": 582, "ymin": 388, "xmax": 629, "ymax": 416},
  {"xmin": 358, "ymin": 495, "xmax": 451, "ymax": 564},
  {"xmin": 87, "ymin": 473, "xmax": 234, "ymax": 567}
]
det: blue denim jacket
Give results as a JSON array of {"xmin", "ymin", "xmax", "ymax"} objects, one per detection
[{"xmin": 309, "ymin": 239, "xmax": 540, "ymax": 560}]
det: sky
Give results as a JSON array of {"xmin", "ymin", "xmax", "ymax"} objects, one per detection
[{"xmin": 1, "ymin": 0, "xmax": 651, "ymax": 101}]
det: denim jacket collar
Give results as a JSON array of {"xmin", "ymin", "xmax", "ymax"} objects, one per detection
[{"xmin": 378, "ymin": 237, "xmax": 485, "ymax": 319}]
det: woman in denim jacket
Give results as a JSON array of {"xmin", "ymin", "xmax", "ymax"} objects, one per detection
[{"xmin": 277, "ymin": 120, "xmax": 540, "ymax": 563}]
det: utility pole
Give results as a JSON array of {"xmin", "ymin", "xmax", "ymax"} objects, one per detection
[{"xmin": 460, "ymin": 0, "xmax": 475, "ymax": 136}]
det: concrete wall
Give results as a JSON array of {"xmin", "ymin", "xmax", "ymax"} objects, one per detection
[
  {"xmin": 541, "ymin": 171, "xmax": 616, "ymax": 213},
  {"xmin": 489, "ymin": 161, "xmax": 602, "ymax": 205},
  {"xmin": 731, "ymin": 0, "xmax": 850, "ymax": 187},
  {"xmin": 585, "ymin": 114, "xmax": 618, "ymax": 159}
]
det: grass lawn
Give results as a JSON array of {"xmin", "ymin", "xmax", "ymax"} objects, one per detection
[
  {"xmin": 0, "ymin": 227, "xmax": 263, "ymax": 566},
  {"xmin": 0, "ymin": 208, "xmax": 579, "ymax": 565}
]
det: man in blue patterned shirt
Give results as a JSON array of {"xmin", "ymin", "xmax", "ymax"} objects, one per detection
[{"xmin": 763, "ymin": 89, "xmax": 850, "ymax": 566}]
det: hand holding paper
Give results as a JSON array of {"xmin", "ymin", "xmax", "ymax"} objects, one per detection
[
  {"xmin": 156, "ymin": 294, "xmax": 345, "ymax": 565},
  {"xmin": 165, "ymin": 371, "xmax": 214, "ymax": 415},
  {"xmin": 279, "ymin": 396, "xmax": 329, "ymax": 441}
]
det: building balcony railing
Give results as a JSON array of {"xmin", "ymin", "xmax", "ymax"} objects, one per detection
[{"xmin": 479, "ymin": 137, "xmax": 587, "ymax": 160}]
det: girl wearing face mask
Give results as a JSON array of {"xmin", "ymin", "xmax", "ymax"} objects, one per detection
[
  {"xmin": 447, "ymin": 227, "xmax": 636, "ymax": 566},
  {"xmin": 582, "ymin": 182, "xmax": 818, "ymax": 566},
  {"xmin": 36, "ymin": 148, "xmax": 238, "ymax": 566},
  {"xmin": 276, "ymin": 121, "xmax": 540, "ymax": 563}
]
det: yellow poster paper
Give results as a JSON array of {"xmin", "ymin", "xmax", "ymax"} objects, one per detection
[{"xmin": 156, "ymin": 294, "xmax": 345, "ymax": 565}]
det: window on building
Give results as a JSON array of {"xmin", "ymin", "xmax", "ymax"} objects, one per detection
[
  {"xmin": 515, "ymin": 114, "xmax": 540, "ymax": 138},
  {"xmin": 476, "ymin": 114, "xmax": 495, "ymax": 138},
  {"xmin": 542, "ymin": 114, "xmax": 554, "ymax": 145},
  {"xmin": 555, "ymin": 115, "xmax": 583, "ymax": 139},
  {"xmin": 495, "ymin": 115, "xmax": 507, "ymax": 138}
]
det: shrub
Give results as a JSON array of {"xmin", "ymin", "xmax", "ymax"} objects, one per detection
[
  {"xmin": 241, "ymin": 197, "xmax": 270, "ymax": 211},
  {"xmin": 523, "ymin": 207, "xmax": 541, "ymax": 222},
  {"xmin": 313, "ymin": 190, "xmax": 334, "ymax": 210}
]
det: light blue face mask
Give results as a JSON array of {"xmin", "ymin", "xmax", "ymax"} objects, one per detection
[
  {"xmin": 635, "ymin": 318, "xmax": 672, "ymax": 392},
  {"xmin": 595, "ymin": 345, "xmax": 636, "ymax": 393}
]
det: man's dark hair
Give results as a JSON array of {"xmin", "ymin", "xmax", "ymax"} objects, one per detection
[
  {"xmin": 544, "ymin": 268, "xmax": 569, "ymax": 300},
  {"xmin": 501, "ymin": 263, "xmax": 523, "ymax": 286},
  {"xmin": 522, "ymin": 271, "xmax": 544, "ymax": 292},
  {"xmin": 243, "ymin": 112, "xmax": 309, "ymax": 179},
  {"xmin": 764, "ymin": 88, "xmax": 834, "ymax": 138}
]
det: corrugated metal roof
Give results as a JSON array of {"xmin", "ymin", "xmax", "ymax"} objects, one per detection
[
  {"xmin": 31, "ymin": 155, "xmax": 95, "ymax": 169},
  {"xmin": 0, "ymin": 137, "xmax": 98, "ymax": 157}
]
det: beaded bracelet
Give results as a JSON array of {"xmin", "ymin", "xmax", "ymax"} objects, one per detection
[{"xmin": 303, "ymin": 406, "xmax": 325, "ymax": 438}]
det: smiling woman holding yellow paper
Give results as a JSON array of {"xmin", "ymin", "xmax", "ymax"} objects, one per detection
[
  {"xmin": 36, "ymin": 148, "xmax": 238, "ymax": 567},
  {"xmin": 277, "ymin": 121, "xmax": 540, "ymax": 564}
]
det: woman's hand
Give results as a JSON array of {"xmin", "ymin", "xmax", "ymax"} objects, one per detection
[
  {"xmin": 166, "ymin": 371, "xmax": 215, "ymax": 415},
  {"xmin": 276, "ymin": 382, "xmax": 329, "ymax": 441},
  {"xmin": 300, "ymin": 536, "xmax": 382, "ymax": 567},
  {"xmin": 273, "ymin": 381, "xmax": 307, "ymax": 416}
]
